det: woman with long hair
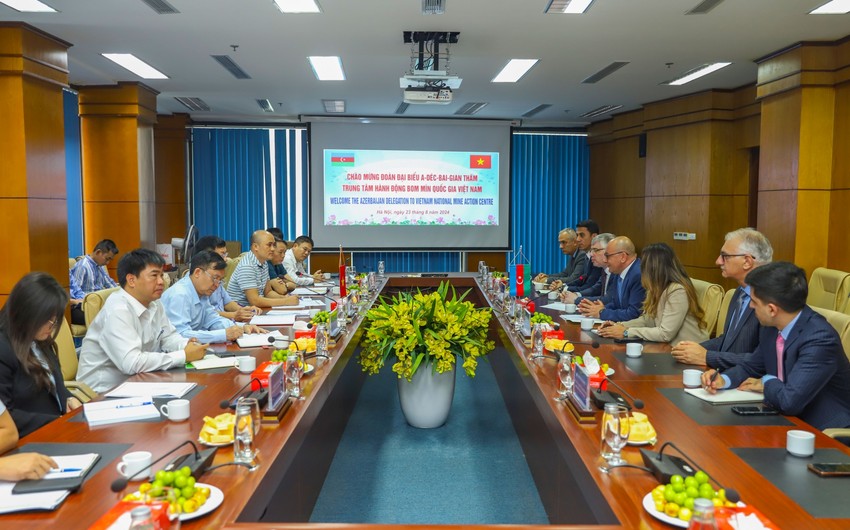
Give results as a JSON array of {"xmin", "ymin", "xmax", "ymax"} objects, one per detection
[
  {"xmin": 597, "ymin": 243, "xmax": 709, "ymax": 344},
  {"xmin": 0, "ymin": 272, "xmax": 81, "ymax": 438}
]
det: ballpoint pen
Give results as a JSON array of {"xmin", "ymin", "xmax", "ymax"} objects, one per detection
[{"xmin": 708, "ymin": 368, "xmax": 721, "ymax": 389}]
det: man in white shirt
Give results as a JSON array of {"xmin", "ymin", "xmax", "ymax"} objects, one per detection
[
  {"xmin": 162, "ymin": 250, "xmax": 265, "ymax": 343},
  {"xmin": 78, "ymin": 249, "xmax": 208, "ymax": 393},
  {"xmin": 283, "ymin": 235, "xmax": 324, "ymax": 286},
  {"xmin": 227, "ymin": 230, "xmax": 297, "ymax": 307}
]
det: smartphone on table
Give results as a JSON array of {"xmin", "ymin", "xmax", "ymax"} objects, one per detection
[
  {"xmin": 807, "ymin": 463, "xmax": 850, "ymax": 477},
  {"xmin": 730, "ymin": 405, "xmax": 779, "ymax": 416}
]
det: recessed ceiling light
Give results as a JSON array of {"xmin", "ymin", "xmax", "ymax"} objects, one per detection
[
  {"xmin": 810, "ymin": 0, "xmax": 850, "ymax": 14},
  {"xmin": 102, "ymin": 53, "xmax": 168, "ymax": 79},
  {"xmin": 545, "ymin": 0, "xmax": 594, "ymax": 14},
  {"xmin": 273, "ymin": 0, "xmax": 321, "ymax": 13},
  {"xmin": 667, "ymin": 62, "xmax": 731, "ymax": 85},
  {"xmin": 492, "ymin": 59, "xmax": 538, "ymax": 83},
  {"xmin": 323, "ymin": 99, "xmax": 345, "ymax": 113},
  {"xmin": 309, "ymin": 56, "xmax": 345, "ymax": 81},
  {"xmin": 0, "ymin": 0, "xmax": 55, "ymax": 12}
]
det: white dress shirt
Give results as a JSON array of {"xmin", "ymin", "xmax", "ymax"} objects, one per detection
[
  {"xmin": 283, "ymin": 248, "xmax": 313, "ymax": 286},
  {"xmin": 78, "ymin": 289, "xmax": 189, "ymax": 393},
  {"xmin": 161, "ymin": 276, "xmax": 236, "ymax": 343}
]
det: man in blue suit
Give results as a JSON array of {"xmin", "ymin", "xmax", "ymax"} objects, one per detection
[
  {"xmin": 672, "ymin": 228, "xmax": 773, "ymax": 368},
  {"xmin": 701, "ymin": 262, "xmax": 850, "ymax": 431},
  {"xmin": 577, "ymin": 236, "xmax": 645, "ymax": 321}
]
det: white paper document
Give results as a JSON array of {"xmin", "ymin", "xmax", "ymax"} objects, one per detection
[
  {"xmin": 84, "ymin": 397, "xmax": 161, "ymax": 426},
  {"xmin": 314, "ymin": 281, "xmax": 334, "ymax": 287},
  {"xmin": 104, "ymin": 382, "xmax": 196, "ymax": 399},
  {"xmin": 560, "ymin": 314, "xmax": 603, "ymax": 325},
  {"xmin": 236, "ymin": 330, "xmax": 286, "ymax": 348},
  {"xmin": 271, "ymin": 298, "xmax": 324, "ymax": 309},
  {"xmin": 190, "ymin": 354, "xmax": 238, "ymax": 370},
  {"xmin": 684, "ymin": 387, "xmax": 765, "ymax": 405},
  {"xmin": 44, "ymin": 453, "xmax": 99, "ymax": 480},
  {"xmin": 541, "ymin": 302, "xmax": 566, "ymax": 311},
  {"xmin": 0, "ymin": 481, "xmax": 69, "ymax": 514},
  {"xmin": 250, "ymin": 313, "xmax": 296, "ymax": 326},
  {"xmin": 292, "ymin": 287, "xmax": 328, "ymax": 295}
]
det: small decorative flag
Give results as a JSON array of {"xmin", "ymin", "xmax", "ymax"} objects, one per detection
[
  {"xmin": 469, "ymin": 154, "xmax": 492, "ymax": 169},
  {"xmin": 338, "ymin": 245, "xmax": 347, "ymax": 297}
]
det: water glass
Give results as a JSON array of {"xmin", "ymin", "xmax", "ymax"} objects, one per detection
[
  {"xmin": 315, "ymin": 323, "xmax": 329, "ymax": 359},
  {"xmin": 377, "ymin": 260, "xmax": 385, "ymax": 277},
  {"xmin": 234, "ymin": 399, "xmax": 259, "ymax": 463},
  {"xmin": 238, "ymin": 396, "xmax": 261, "ymax": 436},
  {"xmin": 530, "ymin": 323, "xmax": 545, "ymax": 359},
  {"xmin": 336, "ymin": 297, "xmax": 347, "ymax": 334},
  {"xmin": 555, "ymin": 351, "xmax": 573, "ymax": 402},
  {"xmin": 478, "ymin": 261, "xmax": 486, "ymax": 279},
  {"xmin": 507, "ymin": 296, "xmax": 516, "ymax": 319},
  {"xmin": 286, "ymin": 352, "xmax": 305, "ymax": 400},
  {"xmin": 600, "ymin": 404, "xmax": 630, "ymax": 467}
]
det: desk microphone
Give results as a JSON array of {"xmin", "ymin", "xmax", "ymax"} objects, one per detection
[
  {"xmin": 640, "ymin": 442, "xmax": 741, "ymax": 503},
  {"xmin": 110, "ymin": 441, "xmax": 216, "ymax": 492},
  {"xmin": 219, "ymin": 377, "xmax": 269, "ymax": 409},
  {"xmin": 571, "ymin": 340, "xmax": 600, "ymax": 349},
  {"xmin": 591, "ymin": 376, "xmax": 644, "ymax": 410}
]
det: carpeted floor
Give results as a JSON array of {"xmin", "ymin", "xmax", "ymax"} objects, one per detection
[{"xmin": 309, "ymin": 360, "xmax": 549, "ymax": 525}]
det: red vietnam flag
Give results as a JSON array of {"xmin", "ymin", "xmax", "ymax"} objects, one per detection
[{"xmin": 470, "ymin": 154, "xmax": 492, "ymax": 169}]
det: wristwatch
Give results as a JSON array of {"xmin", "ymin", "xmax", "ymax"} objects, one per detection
[{"xmin": 623, "ymin": 329, "xmax": 629, "ymax": 337}]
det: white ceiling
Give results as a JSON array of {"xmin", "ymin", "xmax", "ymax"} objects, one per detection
[{"xmin": 3, "ymin": 0, "xmax": 849, "ymax": 127}]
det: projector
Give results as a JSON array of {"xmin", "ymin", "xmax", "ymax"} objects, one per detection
[{"xmin": 403, "ymin": 87, "xmax": 453, "ymax": 105}]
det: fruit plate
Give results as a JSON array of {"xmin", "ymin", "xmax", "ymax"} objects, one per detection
[
  {"xmin": 642, "ymin": 492, "xmax": 688, "ymax": 528},
  {"xmin": 627, "ymin": 438, "xmax": 656, "ymax": 446},
  {"xmin": 180, "ymin": 483, "xmax": 223, "ymax": 521},
  {"xmin": 302, "ymin": 363, "xmax": 316, "ymax": 376},
  {"xmin": 197, "ymin": 437, "xmax": 232, "ymax": 447}
]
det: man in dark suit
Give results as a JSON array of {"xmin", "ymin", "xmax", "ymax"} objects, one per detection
[
  {"xmin": 701, "ymin": 262, "xmax": 850, "ymax": 431},
  {"xmin": 556, "ymin": 219, "xmax": 602, "ymax": 292},
  {"xmin": 577, "ymin": 236, "xmax": 645, "ymax": 321},
  {"xmin": 561, "ymin": 232, "xmax": 614, "ymax": 301},
  {"xmin": 672, "ymin": 228, "xmax": 773, "ymax": 368},
  {"xmin": 533, "ymin": 228, "xmax": 588, "ymax": 287}
]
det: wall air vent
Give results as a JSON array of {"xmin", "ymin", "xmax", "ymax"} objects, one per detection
[
  {"xmin": 174, "ymin": 97, "xmax": 210, "ymax": 111},
  {"xmin": 211, "ymin": 55, "xmax": 252, "ymax": 79},
  {"xmin": 454, "ymin": 102, "xmax": 488, "ymax": 116},
  {"xmin": 257, "ymin": 99, "xmax": 274, "ymax": 112},
  {"xmin": 582, "ymin": 61, "xmax": 629, "ymax": 84},
  {"xmin": 522, "ymin": 104, "xmax": 551, "ymax": 118},
  {"xmin": 686, "ymin": 0, "xmax": 725, "ymax": 15},
  {"xmin": 422, "ymin": 0, "xmax": 445, "ymax": 15},
  {"xmin": 140, "ymin": 0, "xmax": 179, "ymax": 14}
]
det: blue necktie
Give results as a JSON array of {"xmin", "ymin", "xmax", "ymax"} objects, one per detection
[
  {"xmin": 729, "ymin": 289, "xmax": 748, "ymax": 333},
  {"xmin": 617, "ymin": 274, "xmax": 624, "ymax": 305}
]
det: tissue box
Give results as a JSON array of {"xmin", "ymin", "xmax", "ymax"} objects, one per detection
[
  {"xmin": 251, "ymin": 361, "xmax": 284, "ymax": 391},
  {"xmin": 89, "ymin": 500, "xmax": 172, "ymax": 530},
  {"xmin": 542, "ymin": 329, "xmax": 564, "ymax": 341},
  {"xmin": 295, "ymin": 329, "xmax": 316, "ymax": 339}
]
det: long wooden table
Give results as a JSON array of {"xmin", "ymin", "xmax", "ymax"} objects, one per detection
[{"xmin": 4, "ymin": 274, "xmax": 850, "ymax": 529}]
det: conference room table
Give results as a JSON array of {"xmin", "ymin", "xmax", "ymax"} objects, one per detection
[{"xmin": 4, "ymin": 273, "xmax": 850, "ymax": 529}]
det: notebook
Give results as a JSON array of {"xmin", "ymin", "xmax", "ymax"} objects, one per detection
[
  {"xmin": 83, "ymin": 397, "xmax": 161, "ymax": 426},
  {"xmin": 104, "ymin": 382, "xmax": 196, "ymax": 399},
  {"xmin": 684, "ymin": 387, "xmax": 765, "ymax": 405},
  {"xmin": 12, "ymin": 453, "xmax": 100, "ymax": 494},
  {"xmin": 0, "ymin": 482, "xmax": 69, "ymax": 514}
]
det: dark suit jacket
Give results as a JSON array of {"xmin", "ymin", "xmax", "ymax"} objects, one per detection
[
  {"xmin": 566, "ymin": 261, "xmax": 603, "ymax": 292},
  {"xmin": 585, "ymin": 259, "xmax": 645, "ymax": 321},
  {"xmin": 723, "ymin": 306, "xmax": 850, "ymax": 431},
  {"xmin": 0, "ymin": 330, "xmax": 71, "ymax": 438},
  {"xmin": 548, "ymin": 250, "xmax": 588, "ymax": 285},
  {"xmin": 702, "ymin": 287, "xmax": 762, "ymax": 370}
]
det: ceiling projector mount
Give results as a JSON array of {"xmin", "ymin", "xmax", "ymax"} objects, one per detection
[{"xmin": 400, "ymin": 31, "xmax": 461, "ymax": 105}]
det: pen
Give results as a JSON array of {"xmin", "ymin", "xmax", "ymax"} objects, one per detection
[
  {"xmin": 708, "ymin": 368, "xmax": 721, "ymax": 389},
  {"xmin": 50, "ymin": 468, "xmax": 82, "ymax": 473}
]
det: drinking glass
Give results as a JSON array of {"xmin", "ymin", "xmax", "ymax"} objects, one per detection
[
  {"xmin": 377, "ymin": 260, "xmax": 385, "ymax": 278},
  {"xmin": 530, "ymin": 323, "xmax": 545, "ymax": 359},
  {"xmin": 507, "ymin": 295, "xmax": 516, "ymax": 320},
  {"xmin": 555, "ymin": 351, "xmax": 573, "ymax": 402},
  {"xmin": 478, "ymin": 261, "xmax": 486, "ymax": 279},
  {"xmin": 600, "ymin": 404, "xmax": 630, "ymax": 467},
  {"xmin": 233, "ymin": 399, "xmax": 258, "ymax": 463},
  {"xmin": 315, "ymin": 323, "xmax": 329, "ymax": 359},
  {"xmin": 286, "ymin": 352, "xmax": 305, "ymax": 400},
  {"xmin": 336, "ymin": 297, "xmax": 347, "ymax": 335},
  {"xmin": 346, "ymin": 265, "xmax": 357, "ymax": 286},
  {"xmin": 238, "ymin": 396, "xmax": 261, "ymax": 436}
]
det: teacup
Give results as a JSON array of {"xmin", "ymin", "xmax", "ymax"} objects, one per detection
[
  {"xmin": 786, "ymin": 430, "xmax": 815, "ymax": 457},
  {"xmin": 682, "ymin": 369, "xmax": 702, "ymax": 388},
  {"xmin": 580, "ymin": 319, "xmax": 594, "ymax": 331},
  {"xmin": 548, "ymin": 291, "xmax": 559, "ymax": 300},
  {"xmin": 626, "ymin": 342, "xmax": 643, "ymax": 358},
  {"xmin": 159, "ymin": 399, "xmax": 190, "ymax": 421},
  {"xmin": 237, "ymin": 356, "xmax": 257, "ymax": 373},
  {"xmin": 116, "ymin": 451, "xmax": 153, "ymax": 480},
  {"xmin": 565, "ymin": 303, "xmax": 577, "ymax": 314}
]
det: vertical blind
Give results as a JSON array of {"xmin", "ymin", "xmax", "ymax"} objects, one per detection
[
  {"xmin": 64, "ymin": 89, "xmax": 84, "ymax": 257},
  {"xmin": 190, "ymin": 128, "xmax": 588, "ymax": 271}
]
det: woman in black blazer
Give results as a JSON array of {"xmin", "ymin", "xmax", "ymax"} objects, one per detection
[{"xmin": 0, "ymin": 272, "xmax": 81, "ymax": 438}]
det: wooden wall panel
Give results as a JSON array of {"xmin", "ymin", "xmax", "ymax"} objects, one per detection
[
  {"xmin": 758, "ymin": 91, "xmax": 801, "ymax": 193},
  {"xmin": 757, "ymin": 190, "xmax": 797, "ymax": 264},
  {"xmin": 589, "ymin": 197, "xmax": 645, "ymax": 248},
  {"xmin": 795, "ymin": 190, "xmax": 831, "ymax": 275},
  {"xmin": 154, "ymin": 114, "xmax": 189, "ymax": 243},
  {"xmin": 80, "ymin": 117, "xmax": 141, "ymax": 202},
  {"xmin": 645, "ymin": 123, "xmax": 711, "ymax": 196},
  {"xmin": 834, "ymin": 83, "xmax": 850, "ymax": 190},
  {"xmin": 83, "ymin": 201, "xmax": 142, "ymax": 258},
  {"xmin": 828, "ymin": 190, "xmax": 850, "ymax": 271},
  {"xmin": 798, "ymin": 87, "xmax": 835, "ymax": 190},
  {"xmin": 644, "ymin": 196, "xmax": 709, "ymax": 264}
]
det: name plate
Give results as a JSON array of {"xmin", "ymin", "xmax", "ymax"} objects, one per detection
[
  {"xmin": 520, "ymin": 307, "xmax": 531, "ymax": 338},
  {"xmin": 265, "ymin": 362, "xmax": 287, "ymax": 412},
  {"xmin": 570, "ymin": 365, "xmax": 593, "ymax": 412}
]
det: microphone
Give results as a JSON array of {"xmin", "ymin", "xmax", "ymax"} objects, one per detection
[
  {"xmin": 639, "ymin": 442, "xmax": 741, "ymax": 503},
  {"xmin": 219, "ymin": 377, "xmax": 269, "ymax": 410},
  {"xmin": 591, "ymin": 376, "xmax": 644, "ymax": 410},
  {"xmin": 571, "ymin": 340, "xmax": 600, "ymax": 349},
  {"xmin": 110, "ymin": 441, "xmax": 217, "ymax": 492}
]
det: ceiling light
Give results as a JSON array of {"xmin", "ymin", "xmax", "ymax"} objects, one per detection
[
  {"xmin": 309, "ymin": 56, "xmax": 345, "ymax": 81},
  {"xmin": 0, "ymin": 0, "xmax": 55, "ymax": 12},
  {"xmin": 273, "ymin": 0, "xmax": 321, "ymax": 13},
  {"xmin": 545, "ymin": 0, "xmax": 594, "ymax": 14},
  {"xmin": 102, "ymin": 53, "xmax": 168, "ymax": 79},
  {"xmin": 810, "ymin": 0, "xmax": 850, "ymax": 14},
  {"xmin": 257, "ymin": 99, "xmax": 274, "ymax": 112},
  {"xmin": 667, "ymin": 62, "xmax": 731, "ymax": 85},
  {"xmin": 323, "ymin": 99, "xmax": 345, "ymax": 113},
  {"xmin": 492, "ymin": 59, "xmax": 538, "ymax": 83}
]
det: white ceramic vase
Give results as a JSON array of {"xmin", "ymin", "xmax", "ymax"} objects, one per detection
[{"xmin": 397, "ymin": 361, "xmax": 457, "ymax": 429}]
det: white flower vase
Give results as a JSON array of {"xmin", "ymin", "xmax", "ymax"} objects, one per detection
[{"xmin": 397, "ymin": 361, "xmax": 457, "ymax": 429}]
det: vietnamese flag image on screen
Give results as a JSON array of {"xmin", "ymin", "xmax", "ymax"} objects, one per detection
[
  {"xmin": 470, "ymin": 154, "xmax": 492, "ymax": 169},
  {"xmin": 331, "ymin": 153, "xmax": 355, "ymax": 166}
]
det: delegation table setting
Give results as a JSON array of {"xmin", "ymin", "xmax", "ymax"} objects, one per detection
[{"xmin": 2, "ymin": 273, "xmax": 850, "ymax": 529}]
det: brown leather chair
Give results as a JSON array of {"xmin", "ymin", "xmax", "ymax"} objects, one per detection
[
  {"xmin": 807, "ymin": 267, "xmax": 850, "ymax": 312},
  {"xmin": 83, "ymin": 287, "xmax": 121, "ymax": 328},
  {"xmin": 692, "ymin": 279, "xmax": 725, "ymax": 338},
  {"xmin": 57, "ymin": 317, "xmax": 98, "ymax": 403}
]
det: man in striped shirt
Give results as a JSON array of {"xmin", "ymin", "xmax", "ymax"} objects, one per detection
[
  {"xmin": 71, "ymin": 239, "xmax": 119, "ymax": 295},
  {"xmin": 226, "ymin": 230, "xmax": 298, "ymax": 308}
]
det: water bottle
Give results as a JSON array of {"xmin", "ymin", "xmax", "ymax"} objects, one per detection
[
  {"xmin": 316, "ymin": 323, "xmax": 329, "ymax": 359},
  {"xmin": 687, "ymin": 498, "xmax": 719, "ymax": 530},
  {"xmin": 128, "ymin": 506, "xmax": 155, "ymax": 530},
  {"xmin": 336, "ymin": 297, "xmax": 347, "ymax": 334},
  {"xmin": 233, "ymin": 401, "xmax": 256, "ymax": 463},
  {"xmin": 377, "ymin": 260, "xmax": 385, "ymax": 278},
  {"xmin": 287, "ymin": 352, "xmax": 304, "ymax": 400}
]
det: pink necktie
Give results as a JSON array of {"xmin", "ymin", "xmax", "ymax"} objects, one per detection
[{"xmin": 776, "ymin": 333, "xmax": 785, "ymax": 382}]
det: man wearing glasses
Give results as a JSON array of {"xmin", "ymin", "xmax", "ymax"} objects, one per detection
[
  {"xmin": 561, "ymin": 233, "xmax": 615, "ymax": 302},
  {"xmin": 577, "ymin": 236, "xmax": 645, "ymax": 321},
  {"xmin": 162, "ymin": 250, "xmax": 266, "ymax": 343},
  {"xmin": 673, "ymin": 228, "xmax": 773, "ymax": 368}
]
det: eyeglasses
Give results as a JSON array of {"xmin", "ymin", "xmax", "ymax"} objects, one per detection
[
  {"xmin": 45, "ymin": 319, "xmax": 59, "ymax": 330},
  {"xmin": 203, "ymin": 270, "xmax": 224, "ymax": 285},
  {"xmin": 589, "ymin": 248, "xmax": 604, "ymax": 254},
  {"xmin": 604, "ymin": 251, "xmax": 626, "ymax": 260},
  {"xmin": 719, "ymin": 253, "xmax": 752, "ymax": 262}
]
